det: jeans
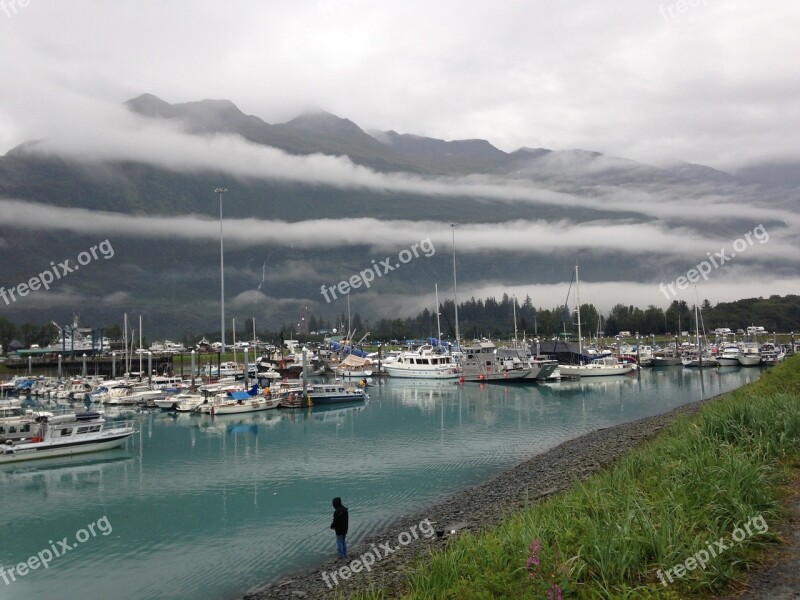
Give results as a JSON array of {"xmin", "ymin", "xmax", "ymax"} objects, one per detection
[{"xmin": 336, "ymin": 534, "xmax": 347, "ymax": 558}]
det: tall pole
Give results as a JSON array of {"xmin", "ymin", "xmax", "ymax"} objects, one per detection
[
  {"xmin": 216, "ymin": 187, "xmax": 228, "ymax": 353},
  {"xmin": 575, "ymin": 265, "xmax": 583, "ymax": 364},
  {"xmin": 451, "ymin": 223, "xmax": 460, "ymax": 350},
  {"xmin": 435, "ymin": 283, "xmax": 442, "ymax": 343}
]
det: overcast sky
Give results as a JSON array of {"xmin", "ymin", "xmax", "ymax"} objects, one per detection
[{"xmin": 2, "ymin": 0, "xmax": 799, "ymax": 170}]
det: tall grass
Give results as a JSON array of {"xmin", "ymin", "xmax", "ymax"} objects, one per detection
[{"xmin": 350, "ymin": 355, "xmax": 800, "ymax": 599}]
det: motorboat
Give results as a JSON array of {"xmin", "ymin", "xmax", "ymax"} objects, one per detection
[
  {"xmin": 459, "ymin": 340, "xmax": 532, "ymax": 382},
  {"xmin": 305, "ymin": 382, "xmax": 368, "ymax": 406},
  {"xmin": 383, "ymin": 345, "xmax": 460, "ymax": 379},
  {"xmin": 0, "ymin": 412, "xmax": 136, "ymax": 463},
  {"xmin": 737, "ymin": 342, "xmax": 761, "ymax": 366},
  {"xmin": 760, "ymin": 343, "xmax": 785, "ymax": 366},
  {"xmin": 716, "ymin": 343, "xmax": 741, "ymax": 367}
]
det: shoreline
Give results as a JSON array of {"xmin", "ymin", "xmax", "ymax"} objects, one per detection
[{"xmin": 243, "ymin": 393, "xmax": 719, "ymax": 599}]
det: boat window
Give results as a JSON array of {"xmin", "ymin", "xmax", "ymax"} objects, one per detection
[
  {"xmin": 21, "ymin": 424, "xmax": 30, "ymax": 433},
  {"xmin": 60, "ymin": 427, "xmax": 73, "ymax": 436},
  {"xmin": 77, "ymin": 426, "xmax": 90, "ymax": 434},
  {"xmin": 8, "ymin": 425, "xmax": 16, "ymax": 434}
]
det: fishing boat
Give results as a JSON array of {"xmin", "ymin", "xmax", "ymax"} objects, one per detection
[
  {"xmin": 384, "ymin": 345, "xmax": 460, "ymax": 379},
  {"xmin": 0, "ymin": 412, "xmax": 136, "ymax": 463},
  {"xmin": 459, "ymin": 340, "xmax": 532, "ymax": 382}
]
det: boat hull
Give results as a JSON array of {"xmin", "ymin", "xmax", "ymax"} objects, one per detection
[
  {"xmin": 0, "ymin": 430, "xmax": 135, "ymax": 464},
  {"xmin": 559, "ymin": 364, "xmax": 635, "ymax": 377},
  {"xmin": 384, "ymin": 366, "xmax": 459, "ymax": 379}
]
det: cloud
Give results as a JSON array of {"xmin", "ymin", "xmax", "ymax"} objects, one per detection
[{"xmin": 1, "ymin": 198, "xmax": 796, "ymax": 264}]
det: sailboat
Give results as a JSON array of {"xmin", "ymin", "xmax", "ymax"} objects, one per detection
[
  {"xmin": 681, "ymin": 303, "xmax": 718, "ymax": 368},
  {"xmin": 558, "ymin": 265, "xmax": 635, "ymax": 378}
]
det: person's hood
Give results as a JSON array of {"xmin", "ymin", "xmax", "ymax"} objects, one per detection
[{"xmin": 332, "ymin": 497, "xmax": 342, "ymax": 508}]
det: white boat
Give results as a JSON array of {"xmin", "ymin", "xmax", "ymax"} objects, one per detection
[
  {"xmin": 716, "ymin": 343, "xmax": 741, "ymax": 367},
  {"xmin": 0, "ymin": 412, "xmax": 136, "ymax": 463},
  {"xmin": 737, "ymin": 342, "xmax": 762, "ymax": 366},
  {"xmin": 211, "ymin": 388, "xmax": 278, "ymax": 415},
  {"xmin": 681, "ymin": 353, "xmax": 719, "ymax": 368},
  {"xmin": 557, "ymin": 266, "xmax": 635, "ymax": 378},
  {"xmin": 560, "ymin": 356, "xmax": 636, "ymax": 377},
  {"xmin": 384, "ymin": 346, "xmax": 460, "ymax": 379},
  {"xmin": 682, "ymin": 303, "xmax": 718, "ymax": 368}
]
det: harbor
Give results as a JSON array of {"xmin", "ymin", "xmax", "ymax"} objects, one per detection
[{"xmin": 0, "ymin": 366, "xmax": 762, "ymax": 600}]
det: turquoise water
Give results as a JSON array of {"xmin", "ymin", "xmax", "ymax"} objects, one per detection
[{"xmin": 0, "ymin": 367, "xmax": 759, "ymax": 600}]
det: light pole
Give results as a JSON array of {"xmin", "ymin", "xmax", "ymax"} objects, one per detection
[
  {"xmin": 216, "ymin": 188, "xmax": 228, "ymax": 353},
  {"xmin": 451, "ymin": 223, "xmax": 460, "ymax": 350}
]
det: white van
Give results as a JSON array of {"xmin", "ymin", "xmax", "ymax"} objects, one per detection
[{"xmin": 746, "ymin": 326, "xmax": 766, "ymax": 334}]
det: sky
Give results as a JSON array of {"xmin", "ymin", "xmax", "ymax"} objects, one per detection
[
  {"xmin": 1, "ymin": 0, "xmax": 800, "ymax": 169},
  {"xmin": 1, "ymin": 0, "xmax": 799, "ymax": 327}
]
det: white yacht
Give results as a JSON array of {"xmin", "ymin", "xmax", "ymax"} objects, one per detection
[
  {"xmin": 737, "ymin": 342, "xmax": 761, "ymax": 366},
  {"xmin": 716, "ymin": 343, "xmax": 741, "ymax": 367},
  {"xmin": 384, "ymin": 346, "xmax": 460, "ymax": 379}
]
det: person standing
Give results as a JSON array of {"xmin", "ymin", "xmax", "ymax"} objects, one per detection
[{"xmin": 330, "ymin": 497, "xmax": 349, "ymax": 559}]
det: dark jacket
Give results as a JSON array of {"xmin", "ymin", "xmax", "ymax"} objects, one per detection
[{"xmin": 330, "ymin": 497, "xmax": 348, "ymax": 535}]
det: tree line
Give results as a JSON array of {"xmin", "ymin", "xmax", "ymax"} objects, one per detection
[{"xmin": 2, "ymin": 295, "xmax": 798, "ymax": 354}]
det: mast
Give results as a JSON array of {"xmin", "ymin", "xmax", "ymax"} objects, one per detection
[
  {"xmin": 513, "ymin": 295, "xmax": 518, "ymax": 349},
  {"xmin": 575, "ymin": 265, "xmax": 583, "ymax": 364},
  {"xmin": 123, "ymin": 313, "xmax": 128, "ymax": 375},
  {"xmin": 451, "ymin": 223, "xmax": 460, "ymax": 350},
  {"xmin": 138, "ymin": 315, "xmax": 143, "ymax": 379},
  {"xmin": 435, "ymin": 284, "xmax": 442, "ymax": 343},
  {"xmin": 346, "ymin": 293, "xmax": 351, "ymax": 340}
]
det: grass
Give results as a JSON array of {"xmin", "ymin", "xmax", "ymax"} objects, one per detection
[{"xmin": 348, "ymin": 354, "xmax": 800, "ymax": 599}]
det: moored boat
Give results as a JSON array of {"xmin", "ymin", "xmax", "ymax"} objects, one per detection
[
  {"xmin": 0, "ymin": 412, "xmax": 135, "ymax": 463},
  {"xmin": 737, "ymin": 342, "xmax": 761, "ymax": 366},
  {"xmin": 459, "ymin": 340, "xmax": 532, "ymax": 382},
  {"xmin": 560, "ymin": 356, "xmax": 636, "ymax": 377},
  {"xmin": 384, "ymin": 345, "xmax": 460, "ymax": 379},
  {"xmin": 716, "ymin": 343, "xmax": 741, "ymax": 367}
]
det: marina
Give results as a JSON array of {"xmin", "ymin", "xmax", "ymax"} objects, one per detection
[{"xmin": 0, "ymin": 367, "xmax": 762, "ymax": 600}]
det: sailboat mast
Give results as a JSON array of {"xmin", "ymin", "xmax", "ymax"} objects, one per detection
[
  {"xmin": 575, "ymin": 265, "xmax": 583, "ymax": 363},
  {"xmin": 451, "ymin": 223, "xmax": 460, "ymax": 350},
  {"xmin": 513, "ymin": 295, "xmax": 518, "ymax": 349},
  {"xmin": 435, "ymin": 284, "xmax": 442, "ymax": 342}
]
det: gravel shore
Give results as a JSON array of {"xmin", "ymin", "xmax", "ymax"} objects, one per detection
[{"xmin": 242, "ymin": 397, "xmax": 713, "ymax": 599}]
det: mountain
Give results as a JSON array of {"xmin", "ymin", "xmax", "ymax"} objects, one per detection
[{"xmin": 0, "ymin": 94, "xmax": 796, "ymax": 336}]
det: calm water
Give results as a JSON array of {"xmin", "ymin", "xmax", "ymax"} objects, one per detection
[{"xmin": 0, "ymin": 367, "xmax": 759, "ymax": 600}]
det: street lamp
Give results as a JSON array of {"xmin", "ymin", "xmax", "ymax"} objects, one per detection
[{"xmin": 216, "ymin": 188, "xmax": 228, "ymax": 353}]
